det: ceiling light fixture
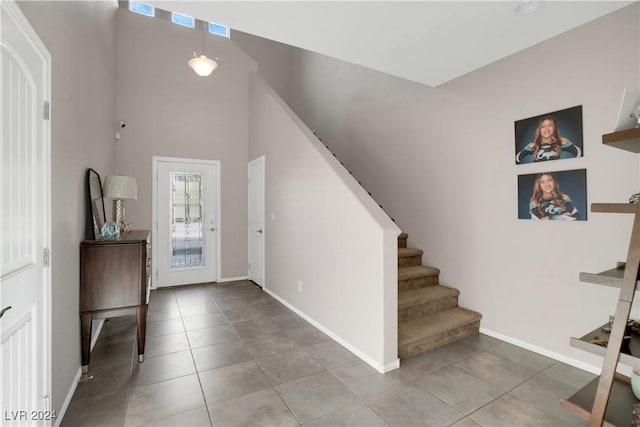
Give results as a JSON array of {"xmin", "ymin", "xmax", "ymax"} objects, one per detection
[
  {"xmin": 188, "ymin": 53, "xmax": 218, "ymax": 77},
  {"xmin": 188, "ymin": 21, "xmax": 218, "ymax": 77},
  {"xmin": 515, "ymin": 0, "xmax": 544, "ymax": 15}
]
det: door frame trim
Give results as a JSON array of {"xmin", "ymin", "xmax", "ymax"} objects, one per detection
[
  {"xmin": 151, "ymin": 156, "xmax": 221, "ymax": 288},
  {"xmin": 248, "ymin": 155, "xmax": 265, "ymax": 288}
]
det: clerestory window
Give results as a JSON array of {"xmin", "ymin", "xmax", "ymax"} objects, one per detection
[
  {"xmin": 129, "ymin": 1, "xmax": 154, "ymax": 17},
  {"xmin": 171, "ymin": 12, "xmax": 195, "ymax": 28}
]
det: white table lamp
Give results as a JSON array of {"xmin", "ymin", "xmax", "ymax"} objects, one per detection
[{"xmin": 103, "ymin": 175, "xmax": 137, "ymax": 232}]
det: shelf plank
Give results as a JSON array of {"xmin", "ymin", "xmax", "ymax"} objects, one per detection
[
  {"xmin": 591, "ymin": 203, "xmax": 639, "ymax": 214},
  {"xmin": 570, "ymin": 323, "xmax": 640, "ymax": 366},
  {"xmin": 562, "ymin": 376, "xmax": 636, "ymax": 427},
  {"xmin": 579, "ymin": 267, "xmax": 640, "ymax": 290},
  {"xmin": 602, "ymin": 128, "xmax": 640, "ymax": 153}
]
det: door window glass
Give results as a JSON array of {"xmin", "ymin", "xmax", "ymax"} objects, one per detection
[{"xmin": 170, "ymin": 172, "xmax": 205, "ymax": 269}]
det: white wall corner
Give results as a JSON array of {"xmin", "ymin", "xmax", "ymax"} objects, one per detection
[{"xmin": 382, "ymin": 227, "xmax": 400, "ymax": 368}]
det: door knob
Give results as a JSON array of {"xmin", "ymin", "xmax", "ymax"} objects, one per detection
[
  {"xmin": 257, "ymin": 229, "xmax": 263, "ymax": 234},
  {"xmin": 209, "ymin": 227, "xmax": 216, "ymax": 232},
  {"xmin": 0, "ymin": 306, "xmax": 12, "ymax": 319}
]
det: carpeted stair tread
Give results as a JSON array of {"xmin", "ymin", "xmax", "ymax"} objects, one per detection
[
  {"xmin": 398, "ymin": 307, "xmax": 482, "ymax": 347},
  {"xmin": 398, "ymin": 285, "xmax": 459, "ymax": 310},
  {"xmin": 395, "ymin": 231, "xmax": 482, "ymax": 357},
  {"xmin": 398, "ymin": 247, "xmax": 423, "ymax": 257},
  {"xmin": 398, "ymin": 265, "xmax": 440, "ymax": 281}
]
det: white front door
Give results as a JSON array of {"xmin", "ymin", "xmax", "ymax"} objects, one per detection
[
  {"xmin": 1, "ymin": 0, "xmax": 52, "ymax": 423},
  {"xmin": 154, "ymin": 157, "xmax": 219, "ymax": 288},
  {"xmin": 248, "ymin": 157, "xmax": 265, "ymax": 287}
]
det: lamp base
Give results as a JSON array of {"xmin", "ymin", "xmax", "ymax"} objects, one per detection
[{"xmin": 112, "ymin": 200, "xmax": 126, "ymax": 233}]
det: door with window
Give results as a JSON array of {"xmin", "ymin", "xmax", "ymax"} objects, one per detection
[
  {"xmin": 154, "ymin": 158, "xmax": 219, "ymax": 287},
  {"xmin": 1, "ymin": 0, "xmax": 52, "ymax": 420}
]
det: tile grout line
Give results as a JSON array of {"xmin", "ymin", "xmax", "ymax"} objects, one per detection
[
  {"xmin": 134, "ymin": 288, "xmax": 210, "ymax": 426},
  {"xmin": 181, "ymin": 289, "xmax": 216, "ymax": 427},
  {"xmin": 214, "ymin": 285, "xmax": 310, "ymax": 426}
]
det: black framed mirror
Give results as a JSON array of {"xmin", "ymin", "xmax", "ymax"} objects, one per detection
[{"xmin": 85, "ymin": 168, "xmax": 106, "ymax": 240}]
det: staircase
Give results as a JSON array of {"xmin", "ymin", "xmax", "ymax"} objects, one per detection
[
  {"xmin": 313, "ymin": 133, "xmax": 481, "ymax": 357},
  {"xmin": 397, "ymin": 232, "xmax": 482, "ymax": 358}
]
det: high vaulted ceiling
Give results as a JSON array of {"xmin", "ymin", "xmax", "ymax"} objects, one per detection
[{"xmin": 148, "ymin": 1, "xmax": 634, "ymax": 87}]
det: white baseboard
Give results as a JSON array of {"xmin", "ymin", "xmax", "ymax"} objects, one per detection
[
  {"xmin": 53, "ymin": 367, "xmax": 82, "ymax": 427},
  {"xmin": 479, "ymin": 327, "xmax": 601, "ymax": 375},
  {"xmin": 263, "ymin": 288, "xmax": 398, "ymax": 373},
  {"xmin": 218, "ymin": 276, "xmax": 249, "ymax": 283},
  {"xmin": 54, "ymin": 319, "xmax": 105, "ymax": 426},
  {"xmin": 382, "ymin": 358, "xmax": 401, "ymax": 372}
]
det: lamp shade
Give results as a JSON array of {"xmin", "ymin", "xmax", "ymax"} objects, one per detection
[
  {"xmin": 188, "ymin": 54, "xmax": 218, "ymax": 77},
  {"xmin": 103, "ymin": 175, "xmax": 137, "ymax": 200}
]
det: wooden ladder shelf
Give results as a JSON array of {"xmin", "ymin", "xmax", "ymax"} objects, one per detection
[
  {"xmin": 588, "ymin": 203, "xmax": 640, "ymax": 426},
  {"xmin": 561, "ymin": 128, "xmax": 640, "ymax": 426}
]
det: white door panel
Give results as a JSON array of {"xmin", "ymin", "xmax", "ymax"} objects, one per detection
[
  {"xmin": 1, "ymin": 0, "xmax": 51, "ymax": 423},
  {"xmin": 248, "ymin": 157, "xmax": 264, "ymax": 287}
]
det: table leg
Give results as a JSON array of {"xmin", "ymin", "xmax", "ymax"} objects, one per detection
[
  {"xmin": 80, "ymin": 312, "xmax": 92, "ymax": 373},
  {"xmin": 137, "ymin": 304, "xmax": 147, "ymax": 363}
]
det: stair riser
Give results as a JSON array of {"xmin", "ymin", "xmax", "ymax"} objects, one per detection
[
  {"xmin": 398, "ymin": 255, "xmax": 422, "ymax": 268},
  {"xmin": 398, "ymin": 237, "xmax": 407, "ymax": 249},
  {"xmin": 399, "ymin": 297, "xmax": 458, "ymax": 322},
  {"xmin": 399, "ymin": 321, "xmax": 480, "ymax": 358},
  {"xmin": 399, "ymin": 275, "xmax": 439, "ymax": 291}
]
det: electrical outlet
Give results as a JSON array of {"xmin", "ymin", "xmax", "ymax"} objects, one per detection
[{"xmin": 297, "ymin": 280, "xmax": 302, "ymax": 293}]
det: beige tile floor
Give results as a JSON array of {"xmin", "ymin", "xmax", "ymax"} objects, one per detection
[{"xmin": 61, "ymin": 280, "xmax": 593, "ymax": 426}]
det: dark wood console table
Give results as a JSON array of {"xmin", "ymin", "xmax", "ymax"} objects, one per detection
[{"xmin": 80, "ymin": 230, "xmax": 151, "ymax": 373}]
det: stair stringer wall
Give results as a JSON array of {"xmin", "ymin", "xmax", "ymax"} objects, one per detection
[{"xmin": 248, "ymin": 72, "xmax": 401, "ymax": 372}]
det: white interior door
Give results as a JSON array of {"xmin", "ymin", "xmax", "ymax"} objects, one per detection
[
  {"xmin": 1, "ymin": 0, "xmax": 52, "ymax": 422},
  {"xmin": 154, "ymin": 158, "xmax": 219, "ymax": 288},
  {"xmin": 248, "ymin": 156, "xmax": 265, "ymax": 287}
]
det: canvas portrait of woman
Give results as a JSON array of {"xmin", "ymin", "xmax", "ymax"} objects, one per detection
[
  {"xmin": 517, "ymin": 169, "xmax": 587, "ymax": 221},
  {"xmin": 515, "ymin": 106, "xmax": 584, "ymax": 164}
]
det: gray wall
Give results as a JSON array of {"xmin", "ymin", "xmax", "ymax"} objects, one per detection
[
  {"xmin": 115, "ymin": 8, "xmax": 257, "ymax": 279},
  {"xmin": 288, "ymin": 4, "xmax": 640, "ymax": 369},
  {"xmin": 232, "ymin": 30, "xmax": 293, "ymax": 104},
  {"xmin": 17, "ymin": 0, "xmax": 117, "ymax": 413}
]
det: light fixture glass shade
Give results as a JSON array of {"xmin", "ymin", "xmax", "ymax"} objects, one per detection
[
  {"xmin": 103, "ymin": 175, "xmax": 138, "ymax": 200},
  {"xmin": 515, "ymin": 0, "xmax": 543, "ymax": 15},
  {"xmin": 188, "ymin": 54, "xmax": 218, "ymax": 77}
]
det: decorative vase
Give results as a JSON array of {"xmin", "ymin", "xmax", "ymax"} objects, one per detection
[
  {"xmin": 631, "ymin": 368, "xmax": 640, "ymax": 400},
  {"xmin": 101, "ymin": 221, "xmax": 120, "ymax": 241}
]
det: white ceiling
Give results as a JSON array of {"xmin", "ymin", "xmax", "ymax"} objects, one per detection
[{"xmin": 148, "ymin": 1, "xmax": 634, "ymax": 87}]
